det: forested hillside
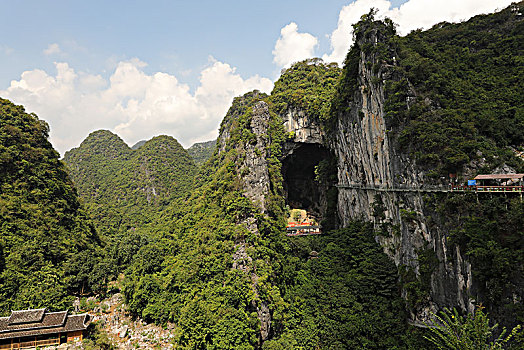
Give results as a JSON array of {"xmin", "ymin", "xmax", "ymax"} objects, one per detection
[
  {"xmin": 0, "ymin": 98, "xmax": 101, "ymax": 314},
  {"xmin": 71, "ymin": 4, "xmax": 522, "ymax": 347},
  {"xmin": 380, "ymin": 4, "xmax": 524, "ymax": 328},
  {"xmin": 63, "ymin": 131, "xmax": 197, "ymax": 236},
  {"xmin": 121, "ymin": 91, "xmax": 422, "ymax": 348},
  {"xmin": 384, "ymin": 4, "xmax": 524, "ymax": 176},
  {"xmin": 187, "ymin": 140, "xmax": 217, "ymax": 167}
]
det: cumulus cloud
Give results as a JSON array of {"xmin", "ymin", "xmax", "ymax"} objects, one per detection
[
  {"xmin": 43, "ymin": 43, "xmax": 61, "ymax": 56},
  {"xmin": 322, "ymin": 0, "xmax": 515, "ymax": 64},
  {"xmin": 322, "ymin": 0, "xmax": 390, "ymax": 64},
  {"xmin": 272, "ymin": 22, "xmax": 318, "ymax": 68},
  {"xmin": 1, "ymin": 59, "xmax": 273, "ymax": 154}
]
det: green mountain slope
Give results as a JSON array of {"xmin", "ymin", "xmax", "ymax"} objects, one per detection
[
  {"xmin": 385, "ymin": 5, "xmax": 524, "ymax": 175},
  {"xmin": 63, "ymin": 131, "xmax": 197, "ymax": 235},
  {"xmin": 382, "ymin": 5, "xmax": 524, "ymax": 327},
  {"xmin": 3, "ymin": 3, "xmax": 521, "ymax": 347},
  {"xmin": 0, "ymin": 98, "xmax": 101, "ymax": 314},
  {"xmin": 329, "ymin": 4, "xmax": 524, "ymax": 333},
  {"xmin": 121, "ymin": 5, "xmax": 523, "ymax": 347},
  {"xmin": 121, "ymin": 91, "xmax": 418, "ymax": 348},
  {"xmin": 187, "ymin": 139, "xmax": 217, "ymax": 167}
]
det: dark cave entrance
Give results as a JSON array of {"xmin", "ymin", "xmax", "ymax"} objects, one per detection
[{"xmin": 281, "ymin": 142, "xmax": 338, "ymax": 229}]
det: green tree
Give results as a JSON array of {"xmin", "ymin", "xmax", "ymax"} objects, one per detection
[
  {"xmin": 424, "ymin": 307, "xmax": 521, "ymax": 349},
  {"xmin": 0, "ymin": 98, "xmax": 101, "ymax": 313}
]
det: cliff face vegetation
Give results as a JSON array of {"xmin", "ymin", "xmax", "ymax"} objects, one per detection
[
  {"xmin": 120, "ymin": 91, "xmax": 419, "ymax": 348},
  {"xmin": 330, "ymin": 5, "xmax": 523, "ymax": 329},
  {"xmin": 0, "ymin": 98, "xmax": 101, "ymax": 313}
]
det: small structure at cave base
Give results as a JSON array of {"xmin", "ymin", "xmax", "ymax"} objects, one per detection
[
  {"xmin": 0, "ymin": 308, "xmax": 90, "ymax": 349},
  {"xmin": 286, "ymin": 209, "xmax": 322, "ymax": 236}
]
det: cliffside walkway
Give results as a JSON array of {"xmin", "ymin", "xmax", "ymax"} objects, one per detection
[{"xmin": 336, "ymin": 184, "xmax": 523, "ymax": 194}]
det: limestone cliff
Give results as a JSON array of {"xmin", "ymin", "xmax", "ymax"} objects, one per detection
[
  {"xmin": 282, "ymin": 107, "xmax": 324, "ymax": 145},
  {"xmin": 330, "ymin": 17, "xmax": 476, "ymax": 322},
  {"xmin": 273, "ymin": 18, "xmax": 478, "ymax": 323},
  {"xmin": 217, "ymin": 93, "xmax": 275, "ymax": 342},
  {"xmin": 218, "ymin": 5, "xmax": 523, "ymax": 333}
]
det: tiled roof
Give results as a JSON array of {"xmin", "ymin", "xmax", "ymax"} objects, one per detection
[
  {"xmin": 7, "ymin": 308, "xmax": 46, "ymax": 325},
  {"xmin": 0, "ymin": 309, "xmax": 89, "ymax": 340}
]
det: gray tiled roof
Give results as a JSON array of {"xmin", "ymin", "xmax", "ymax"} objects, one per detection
[
  {"xmin": 0, "ymin": 309, "xmax": 89, "ymax": 340},
  {"xmin": 7, "ymin": 309, "xmax": 46, "ymax": 325}
]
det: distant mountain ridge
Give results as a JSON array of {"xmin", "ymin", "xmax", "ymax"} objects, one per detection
[
  {"xmin": 186, "ymin": 139, "xmax": 216, "ymax": 166},
  {"xmin": 1, "ymin": 3, "xmax": 522, "ymax": 348},
  {"xmin": 63, "ymin": 130, "xmax": 197, "ymax": 235},
  {"xmin": 131, "ymin": 140, "xmax": 147, "ymax": 150}
]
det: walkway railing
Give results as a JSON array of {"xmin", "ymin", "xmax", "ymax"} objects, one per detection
[
  {"xmin": 450, "ymin": 185, "xmax": 523, "ymax": 193},
  {"xmin": 336, "ymin": 183, "xmax": 523, "ymax": 194},
  {"xmin": 335, "ymin": 183, "xmax": 449, "ymax": 193},
  {"xmin": 0, "ymin": 337, "xmax": 60, "ymax": 350}
]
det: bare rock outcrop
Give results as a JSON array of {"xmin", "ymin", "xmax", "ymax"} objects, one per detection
[
  {"xmin": 283, "ymin": 108, "xmax": 324, "ymax": 144},
  {"xmin": 329, "ymin": 20, "xmax": 474, "ymax": 322},
  {"xmin": 218, "ymin": 96, "xmax": 274, "ymax": 342}
]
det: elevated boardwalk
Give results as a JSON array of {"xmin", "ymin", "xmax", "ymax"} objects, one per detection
[{"xmin": 336, "ymin": 184, "xmax": 523, "ymax": 194}]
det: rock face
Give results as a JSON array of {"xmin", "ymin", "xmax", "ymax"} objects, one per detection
[
  {"xmin": 283, "ymin": 107, "xmax": 324, "ymax": 144},
  {"xmin": 239, "ymin": 101, "xmax": 273, "ymax": 341},
  {"xmin": 329, "ymin": 21, "xmax": 474, "ymax": 321},
  {"xmin": 242, "ymin": 102, "xmax": 272, "ymax": 213},
  {"xmin": 275, "ymin": 22, "xmax": 475, "ymax": 322},
  {"xmin": 87, "ymin": 293, "xmax": 175, "ymax": 350},
  {"xmin": 218, "ymin": 96, "xmax": 273, "ymax": 342},
  {"xmin": 280, "ymin": 104, "xmax": 336, "ymax": 225}
]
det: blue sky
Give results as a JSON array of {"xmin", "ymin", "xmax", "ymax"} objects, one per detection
[
  {"xmin": 0, "ymin": 0, "xmax": 512, "ymax": 154},
  {"xmin": 1, "ymin": 0, "xmax": 382, "ymax": 88}
]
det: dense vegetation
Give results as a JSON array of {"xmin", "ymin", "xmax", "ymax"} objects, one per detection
[
  {"xmin": 437, "ymin": 195, "xmax": 524, "ymax": 329},
  {"xmin": 384, "ymin": 3, "xmax": 524, "ymax": 176},
  {"xmin": 366, "ymin": 3, "xmax": 524, "ymax": 335},
  {"xmin": 63, "ymin": 131, "xmax": 197, "ymax": 236},
  {"xmin": 424, "ymin": 307, "xmax": 521, "ymax": 350},
  {"xmin": 123, "ymin": 92, "xmax": 287, "ymax": 347},
  {"xmin": 1, "ymin": 3, "xmax": 522, "ymax": 348},
  {"xmin": 121, "ymin": 92, "xmax": 422, "ymax": 348},
  {"xmin": 62, "ymin": 131, "xmax": 198, "ymax": 288},
  {"xmin": 264, "ymin": 223, "xmax": 429, "ymax": 349},
  {"xmin": 0, "ymin": 98, "xmax": 101, "ymax": 313},
  {"xmin": 187, "ymin": 140, "xmax": 217, "ymax": 167},
  {"xmin": 271, "ymin": 58, "xmax": 341, "ymax": 123}
]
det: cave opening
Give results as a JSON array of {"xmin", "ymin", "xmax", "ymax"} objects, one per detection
[{"xmin": 281, "ymin": 142, "xmax": 338, "ymax": 231}]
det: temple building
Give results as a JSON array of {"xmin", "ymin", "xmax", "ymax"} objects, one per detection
[{"xmin": 0, "ymin": 308, "xmax": 90, "ymax": 349}]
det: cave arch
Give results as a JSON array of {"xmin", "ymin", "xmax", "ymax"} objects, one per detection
[{"xmin": 281, "ymin": 142, "xmax": 337, "ymax": 228}]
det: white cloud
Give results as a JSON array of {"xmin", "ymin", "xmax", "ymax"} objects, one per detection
[
  {"xmin": 1, "ymin": 0, "xmax": 514, "ymax": 155},
  {"xmin": 43, "ymin": 43, "xmax": 61, "ymax": 56},
  {"xmin": 1, "ymin": 59, "xmax": 273, "ymax": 154},
  {"xmin": 272, "ymin": 22, "xmax": 318, "ymax": 68},
  {"xmin": 321, "ymin": 0, "xmax": 515, "ymax": 65},
  {"xmin": 387, "ymin": 0, "xmax": 514, "ymax": 36},
  {"xmin": 322, "ymin": 0, "xmax": 390, "ymax": 64}
]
